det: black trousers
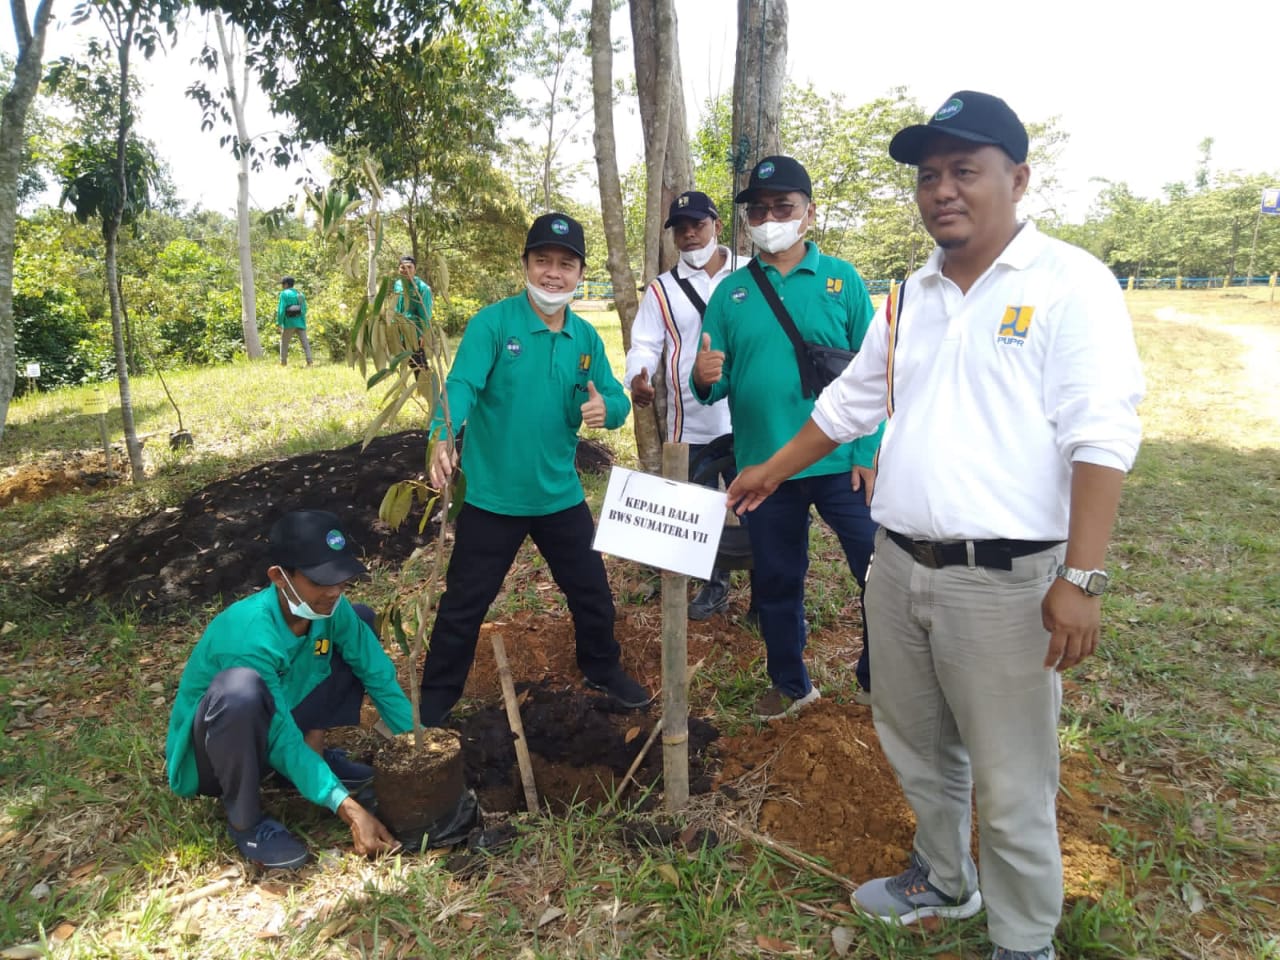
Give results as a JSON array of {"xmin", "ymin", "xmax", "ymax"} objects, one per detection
[
  {"xmin": 192, "ymin": 603, "xmax": 374, "ymax": 829},
  {"xmin": 420, "ymin": 501, "xmax": 620, "ymax": 724}
]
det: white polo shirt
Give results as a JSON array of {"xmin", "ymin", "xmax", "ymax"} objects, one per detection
[
  {"xmin": 812, "ymin": 221, "xmax": 1144, "ymax": 541},
  {"xmin": 625, "ymin": 249, "xmax": 735, "ymax": 445}
]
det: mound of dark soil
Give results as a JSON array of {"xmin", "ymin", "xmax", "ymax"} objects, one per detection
[{"xmin": 72, "ymin": 431, "xmax": 613, "ymax": 617}]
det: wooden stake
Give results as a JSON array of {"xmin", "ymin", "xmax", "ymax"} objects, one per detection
[
  {"xmin": 490, "ymin": 631, "xmax": 539, "ymax": 814},
  {"xmin": 609, "ymin": 658, "xmax": 705, "ymax": 811},
  {"xmin": 661, "ymin": 441, "xmax": 690, "ymax": 813},
  {"xmin": 723, "ymin": 820, "xmax": 858, "ymax": 892}
]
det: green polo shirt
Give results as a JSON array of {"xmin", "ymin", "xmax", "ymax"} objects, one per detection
[
  {"xmin": 276, "ymin": 288, "xmax": 307, "ymax": 329},
  {"xmin": 693, "ymin": 242, "xmax": 883, "ymax": 477},
  {"xmin": 433, "ymin": 293, "xmax": 630, "ymax": 516},
  {"xmin": 165, "ymin": 588, "xmax": 414, "ymax": 812},
  {"xmin": 394, "ymin": 276, "xmax": 433, "ymax": 335}
]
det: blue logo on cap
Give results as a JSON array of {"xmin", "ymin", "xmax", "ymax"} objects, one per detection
[
  {"xmin": 934, "ymin": 98, "xmax": 964, "ymax": 121},
  {"xmin": 325, "ymin": 530, "xmax": 346, "ymax": 551},
  {"xmin": 551, "ymin": 218, "xmax": 569, "ymax": 235},
  {"xmin": 757, "ymin": 161, "xmax": 776, "ymax": 179},
  {"xmin": 505, "ymin": 336, "xmax": 522, "ymax": 357}
]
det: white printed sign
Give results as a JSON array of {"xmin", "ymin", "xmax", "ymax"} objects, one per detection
[
  {"xmin": 593, "ymin": 466, "xmax": 727, "ymax": 579},
  {"xmin": 24, "ymin": 362, "xmax": 40, "ymax": 378}
]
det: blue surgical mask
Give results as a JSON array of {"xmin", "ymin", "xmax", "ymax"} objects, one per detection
[{"xmin": 278, "ymin": 570, "xmax": 333, "ymax": 621}]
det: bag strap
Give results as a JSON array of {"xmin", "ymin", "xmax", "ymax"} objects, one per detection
[
  {"xmin": 747, "ymin": 259, "xmax": 823, "ymax": 398},
  {"xmin": 884, "ymin": 279, "xmax": 906, "ymax": 418},
  {"xmin": 668, "ymin": 267, "xmax": 706, "ymax": 317}
]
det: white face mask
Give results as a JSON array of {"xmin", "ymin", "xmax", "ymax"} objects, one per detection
[
  {"xmin": 525, "ymin": 280, "xmax": 576, "ymax": 314},
  {"xmin": 679, "ymin": 234, "xmax": 719, "ymax": 269},
  {"xmin": 748, "ymin": 215, "xmax": 807, "ymax": 255},
  {"xmin": 278, "ymin": 570, "xmax": 333, "ymax": 621}
]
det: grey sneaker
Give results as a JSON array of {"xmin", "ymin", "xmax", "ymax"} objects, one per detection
[
  {"xmin": 992, "ymin": 948, "xmax": 1055, "ymax": 960},
  {"xmin": 752, "ymin": 685, "xmax": 820, "ymax": 720},
  {"xmin": 688, "ymin": 578, "xmax": 730, "ymax": 620},
  {"xmin": 852, "ymin": 851, "xmax": 983, "ymax": 924}
]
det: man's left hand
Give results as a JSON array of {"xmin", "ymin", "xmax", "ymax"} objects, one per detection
[
  {"xmin": 1041, "ymin": 577, "xmax": 1101, "ymax": 671},
  {"xmin": 580, "ymin": 381, "xmax": 606, "ymax": 428},
  {"xmin": 851, "ymin": 465, "xmax": 876, "ymax": 506}
]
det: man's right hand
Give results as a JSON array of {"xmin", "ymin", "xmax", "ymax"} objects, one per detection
[
  {"xmin": 429, "ymin": 439, "xmax": 459, "ymax": 489},
  {"xmin": 630, "ymin": 367, "xmax": 656, "ymax": 407},
  {"xmin": 338, "ymin": 796, "xmax": 402, "ymax": 857},
  {"xmin": 692, "ymin": 333, "xmax": 724, "ymax": 388}
]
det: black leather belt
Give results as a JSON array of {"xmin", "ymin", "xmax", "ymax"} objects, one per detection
[{"xmin": 885, "ymin": 529, "xmax": 1062, "ymax": 571}]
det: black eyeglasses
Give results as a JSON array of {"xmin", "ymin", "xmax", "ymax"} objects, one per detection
[{"xmin": 744, "ymin": 201, "xmax": 799, "ymax": 224}]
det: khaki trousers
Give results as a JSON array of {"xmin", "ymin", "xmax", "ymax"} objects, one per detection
[{"xmin": 865, "ymin": 527, "xmax": 1066, "ymax": 951}]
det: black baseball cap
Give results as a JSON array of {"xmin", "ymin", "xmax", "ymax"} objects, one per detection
[
  {"xmin": 524, "ymin": 212, "xmax": 587, "ymax": 262},
  {"xmin": 268, "ymin": 510, "xmax": 367, "ymax": 585},
  {"xmin": 664, "ymin": 190, "xmax": 720, "ymax": 228},
  {"xmin": 889, "ymin": 90, "xmax": 1029, "ymax": 165},
  {"xmin": 734, "ymin": 155, "xmax": 812, "ymax": 203},
  {"xmin": 399, "ymin": 254, "xmax": 416, "ymax": 265}
]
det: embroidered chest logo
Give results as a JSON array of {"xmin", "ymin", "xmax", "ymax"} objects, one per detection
[
  {"xmin": 730, "ymin": 286, "xmax": 748, "ymax": 304},
  {"xmin": 314, "ymin": 637, "xmax": 330, "ymax": 656},
  {"xmin": 578, "ymin": 353, "xmax": 591, "ymax": 371},
  {"xmin": 505, "ymin": 336, "xmax": 522, "ymax": 358},
  {"xmin": 826, "ymin": 277, "xmax": 843, "ymax": 295},
  {"xmin": 996, "ymin": 305, "xmax": 1035, "ymax": 346}
]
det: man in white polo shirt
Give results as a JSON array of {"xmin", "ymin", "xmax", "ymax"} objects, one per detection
[
  {"xmin": 625, "ymin": 190, "xmax": 743, "ymax": 620},
  {"xmin": 727, "ymin": 91, "xmax": 1144, "ymax": 960}
]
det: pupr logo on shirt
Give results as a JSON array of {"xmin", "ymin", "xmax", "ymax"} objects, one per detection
[
  {"xmin": 578, "ymin": 353, "xmax": 591, "ymax": 372},
  {"xmin": 826, "ymin": 277, "xmax": 843, "ymax": 295},
  {"xmin": 314, "ymin": 637, "xmax": 330, "ymax": 656},
  {"xmin": 996, "ymin": 305, "xmax": 1035, "ymax": 347}
]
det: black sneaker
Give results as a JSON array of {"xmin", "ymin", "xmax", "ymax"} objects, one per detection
[
  {"xmin": 324, "ymin": 748, "xmax": 374, "ymax": 791},
  {"xmin": 228, "ymin": 817, "xmax": 310, "ymax": 870},
  {"xmin": 688, "ymin": 579, "xmax": 730, "ymax": 620},
  {"xmin": 585, "ymin": 669, "xmax": 653, "ymax": 708}
]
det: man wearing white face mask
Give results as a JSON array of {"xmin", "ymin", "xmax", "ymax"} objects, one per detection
[
  {"xmin": 624, "ymin": 190, "xmax": 745, "ymax": 620},
  {"xmin": 419, "ymin": 213, "xmax": 651, "ymax": 726},
  {"xmin": 692, "ymin": 155, "xmax": 883, "ymax": 720},
  {"xmin": 165, "ymin": 510, "xmax": 413, "ymax": 869}
]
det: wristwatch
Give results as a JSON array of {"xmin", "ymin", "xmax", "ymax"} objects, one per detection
[{"xmin": 1056, "ymin": 564, "xmax": 1109, "ymax": 597}]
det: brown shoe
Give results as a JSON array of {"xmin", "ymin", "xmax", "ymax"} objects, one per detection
[{"xmin": 752, "ymin": 685, "xmax": 820, "ymax": 721}]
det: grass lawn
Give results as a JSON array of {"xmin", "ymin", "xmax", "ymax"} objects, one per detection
[{"xmin": 1, "ymin": 289, "xmax": 1278, "ymax": 959}]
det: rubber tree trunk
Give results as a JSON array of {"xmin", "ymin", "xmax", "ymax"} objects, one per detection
[
  {"xmin": 730, "ymin": 0, "xmax": 787, "ymax": 255},
  {"xmin": 214, "ymin": 12, "xmax": 262, "ymax": 359},
  {"xmin": 0, "ymin": 0, "xmax": 56, "ymax": 446}
]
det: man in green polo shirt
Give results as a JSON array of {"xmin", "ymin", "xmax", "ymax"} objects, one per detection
[
  {"xmin": 165, "ymin": 510, "xmax": 413, "ymax": 869},
  {"xmin": 275, "ymin": 276, "xmax": 311, "ymax": 367},
  {"xmin": 693, "ymin": 155, "xmax": 884, "ymax": 720},
  {"xmin": 419, "ymin": 212, "xmax": 651, "ymax": 724},
  {"xmin": 394, "ymin": 254, "xmax": 433, "ymax": 336}
]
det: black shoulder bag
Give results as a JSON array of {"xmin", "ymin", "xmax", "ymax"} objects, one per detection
[
  {"xmin": 669, "ymin": 267, "xmax": 707, "ymax": 317},
  {"xmin": 747, "ymin": 259, "xmax": 855, "ymax": 398}
]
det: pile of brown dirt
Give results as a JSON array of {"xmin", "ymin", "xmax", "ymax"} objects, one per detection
[
  {"xmin": 66, "ymin": 432, "xmax": 613, "ymax": 617},
  {"xmin": 0, "ymin": 450, "xmax": 124, "ymax": 507}
]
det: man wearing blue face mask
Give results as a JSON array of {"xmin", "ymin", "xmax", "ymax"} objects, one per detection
[
  {"xmin": 165, "ymin": 510, "xmax": 414, "ymax": 869},
  {"xmin": 692, "ymin": 155, "xmax": 883, "ymax": 720}
]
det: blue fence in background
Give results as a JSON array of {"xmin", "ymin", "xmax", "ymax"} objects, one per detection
[{"xmin": 576, "ymin": 274, "xmax": 1279, "ymax": 300}]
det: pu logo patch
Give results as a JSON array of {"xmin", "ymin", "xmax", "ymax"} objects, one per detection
[
  {"xmin": 579, "ymin": 353, "xmax": 591, "ymax": 371},
  {"xmin": 935, "ymin": 98, "xmax": 964, "ymax": 121},
  {"xmin": 314, "ymin": 637, "xmax": 330, "ymax": 656},
  {"xmin": 757, "ymin": 160, "xmax": 776, "ymax": 179},
  {"xmin": 996, "ymin": 305, "xmax": 1035, "ymax": 346},
  {"xmin": 826, "ymin": 277, "xmax": 843, "ymax": 295},
  {"xmin": 730, "ymin": 286, "xmax": 748, "ymax": 304},
  {"xmin": 505, "ymin": 336, "xmax": 522, "ymax": 357},
  {"xmin": 325, "ymin": 530, "xmax": 345, "ymax": 550},
  {"xmin": 551, "ymin": 218, "xmax": 569, "ymax": 235}
]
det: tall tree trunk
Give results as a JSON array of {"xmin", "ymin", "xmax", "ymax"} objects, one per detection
[
  {"xmin": 214, "ymin": 12, "xmax": 263, "ymax": 359},
  {"xmin": 0, "ymin": 0, "xmax": 56, "ymax": 446},
  {"xmin": 591, "ymin": 0, "xmax": 660, "ymax": 472},
  {"xmin": 111, "ymin": 24, "xmax": 144, "ymax": 482},
  {"xmin": 730, "ymin": 0, "xmax": 787, "ymax": 254}
]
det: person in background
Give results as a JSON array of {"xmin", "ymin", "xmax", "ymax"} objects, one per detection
[
  {"xmin": 394, "ymin": 254, "xmax": 433, "ymax": 338},
  {"xmin": 165, "ymin": 510, "xmax": 412, "ymax": 869},
  {"xmin": 276, "ymin": 276, "xmax": 311, "ymax": 367},
  {"xmin": 727, "ymin": 91, "xmax": 1145, "ymax": 960}
]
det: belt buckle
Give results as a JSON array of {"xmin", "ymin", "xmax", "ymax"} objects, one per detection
[{"xmin": 910, "ymin": 540, "xmax": 943, "ymax": 569}]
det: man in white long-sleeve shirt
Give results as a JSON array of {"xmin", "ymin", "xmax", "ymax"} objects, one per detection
[
  {"xmin": 727, "ymin": 91, "xmax": 1144, "ymax": 960},
  {"xmin": 625, "ymin": 191, "xmax": 743, "ymax": 620}
]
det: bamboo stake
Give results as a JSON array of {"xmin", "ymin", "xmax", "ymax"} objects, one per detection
[
  {"xmin": 490, "ymin": 630, "xmax": 539, "ymax": 814},
  {"xmin": 723, "ymin": 820, "xmax": 858, "ymax": 892},
  {"xmin": 609, "ymin": 658, "xmax": 705, "ymax": 811},
  {"xmin": 120, "ymin": 877, "xmax": 235, "ymax": 922},
  {"xmin": 661, "ymin": 441, "xmax": 690, "ymax": 812}
]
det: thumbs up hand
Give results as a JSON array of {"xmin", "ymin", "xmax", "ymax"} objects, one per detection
[
  {"xmin": 580, "ymin": 380, "xmax": 606, "ymax": 428},
  {"xmin": 630, "ymin": 366, "xmax": 655, "ymax": 408},
  {"xmin": 693, "ymin": 332, "xmax": 724, "ymax": 388}
]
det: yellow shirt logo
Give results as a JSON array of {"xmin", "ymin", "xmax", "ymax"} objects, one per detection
[
  {"xmin": 826, "ymin": 277, "xmax": 843, "ymax": 295},
  {"xmin": 997, "ymin": 305, "xmax": 1035, "ymax": 345},
  {"xmin": 314, "ymin": 637, "xmax": 330, "ymax": 656},
  {"xmin": 579, "ymin": 353, "xmax": 591, "ymax": 371}
]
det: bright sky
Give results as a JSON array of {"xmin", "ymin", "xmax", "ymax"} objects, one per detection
[{"xmin": 13, "ymin": 0, "xmax": 1279, "ymax": 222}]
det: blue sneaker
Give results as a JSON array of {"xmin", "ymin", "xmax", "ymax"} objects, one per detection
[
  {"xmin": 323, "ymin": 748, "xmax": 374, "ymax": 791},
  {"xmin": 228, "ymin": 817, "xmax": 309, "ymax": 870},
  {"xmin": 853, "ymin": 851, "xmax": 983, "ymax": 924}
]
